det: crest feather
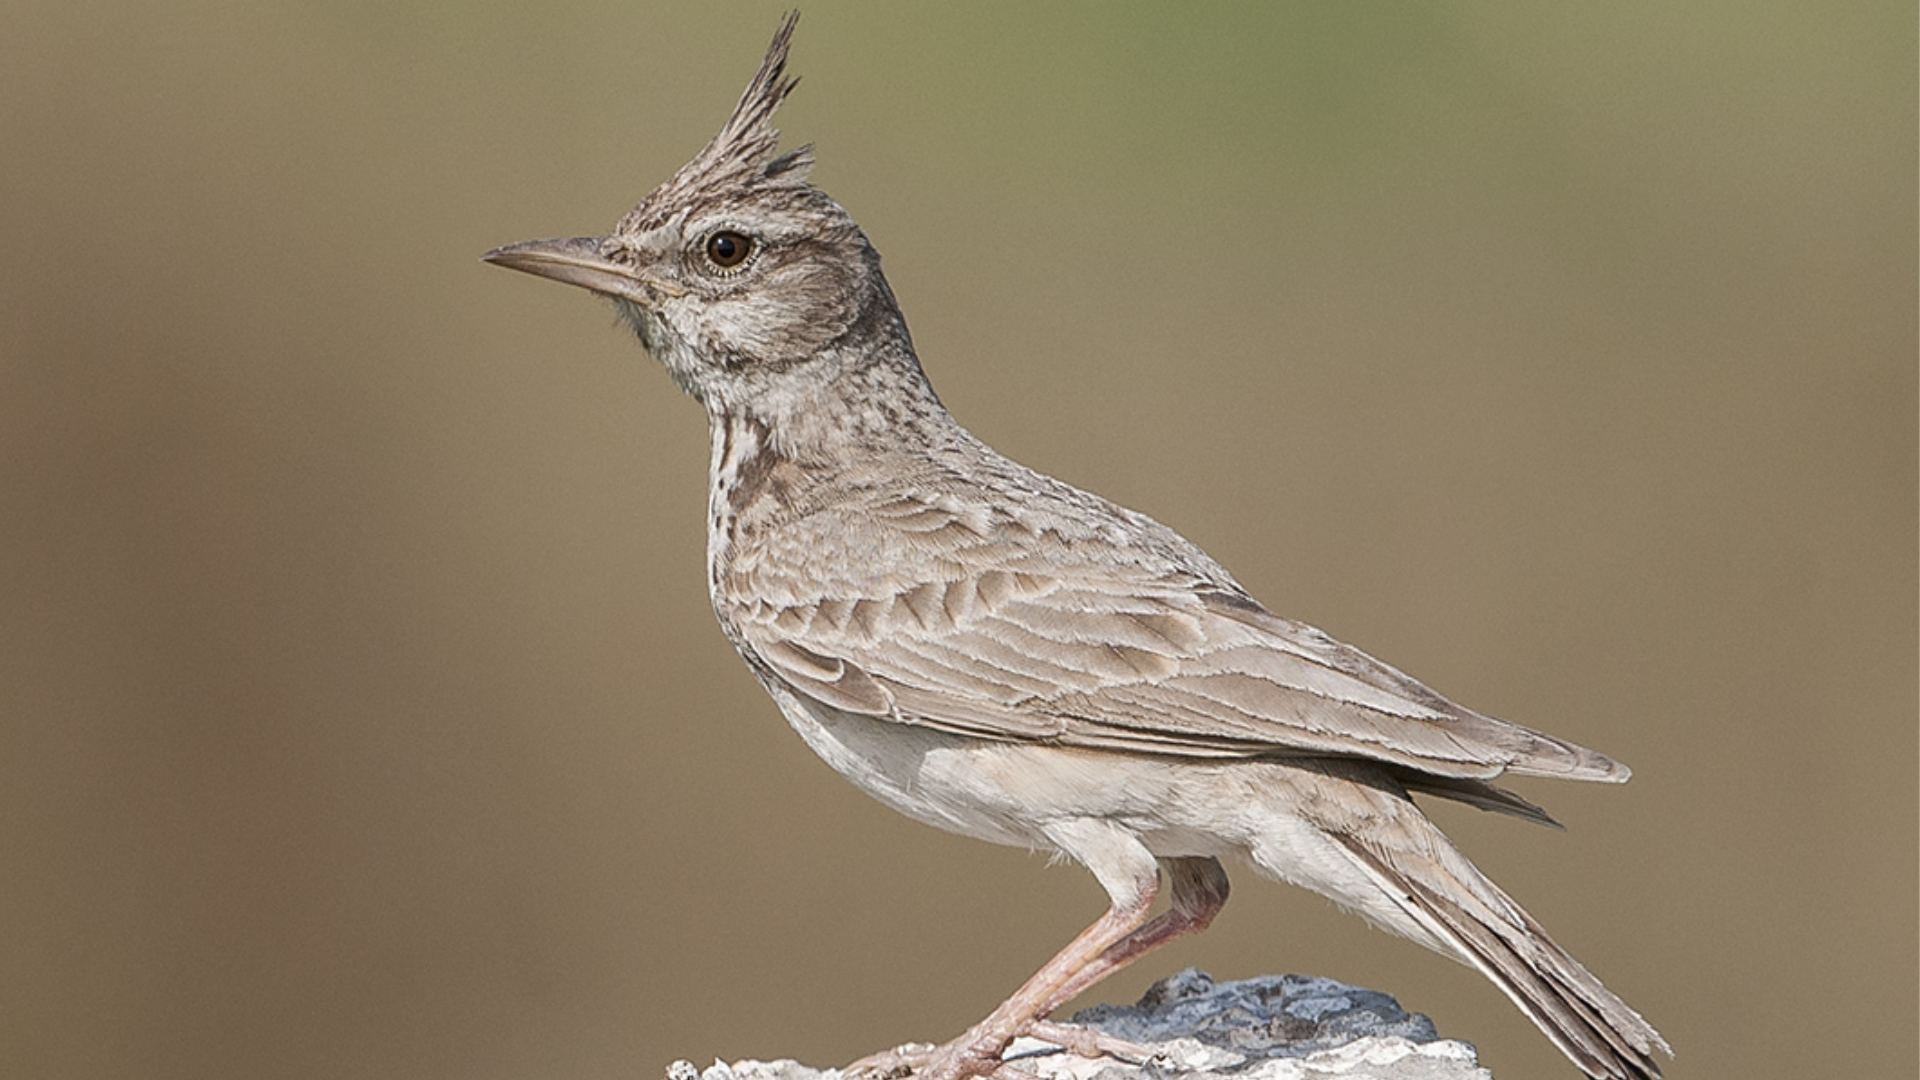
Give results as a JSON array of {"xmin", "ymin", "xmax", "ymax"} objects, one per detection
[{"xmin": 618, "ymin": 12, "xmax": 813, "ymax": 233}]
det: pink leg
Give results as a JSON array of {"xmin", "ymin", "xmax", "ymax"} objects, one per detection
[
  {"xmin": 1037, "ymin": 856, "xmax": 1230, "ymax": 1016},
  {"xmin": 848, "ymin": 823, "xmax": 1167, "ymax": 1080}
]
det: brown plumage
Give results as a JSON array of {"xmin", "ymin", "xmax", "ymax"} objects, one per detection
[{"xmin": 484, "ymin": 14, "xmax": 1669, "ymax": 1080}]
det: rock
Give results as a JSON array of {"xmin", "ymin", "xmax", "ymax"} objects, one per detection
[
  {"xmin": 667, "ymin": 970, "xmax": 1491, "ymax": 1080},
  {"xmin": 1068, "ymin": 968, "xmax": 1446, "ymax": 1059}
]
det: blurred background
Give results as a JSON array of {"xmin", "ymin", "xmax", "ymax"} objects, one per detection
[{"xmin": 2, "ymin": 3, "xmax": 1913, "ymax": 1078}]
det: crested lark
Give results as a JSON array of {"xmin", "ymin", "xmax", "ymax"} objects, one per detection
[{"xmin": 484, "ymin": 16, "xmax": 1669, "ymax": 1080}]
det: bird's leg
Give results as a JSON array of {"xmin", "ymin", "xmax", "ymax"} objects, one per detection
[
  {"xmin": 848, "ymin": 823, "xmax": 1163, "ymax": 1080},
  {"xmin": 1034, "ymin": 855, "xmax": 1230, "ymax": 1018}
]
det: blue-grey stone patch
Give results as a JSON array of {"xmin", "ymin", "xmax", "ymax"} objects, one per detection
[{"xmin": 1069, "ymin": 968, "xmax": 1441, "ymax": 1060}]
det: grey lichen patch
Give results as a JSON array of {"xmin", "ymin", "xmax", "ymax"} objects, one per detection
[{"xmin": 1068, "ymin": 968, "xmax": 1443, "ymax": 1059}]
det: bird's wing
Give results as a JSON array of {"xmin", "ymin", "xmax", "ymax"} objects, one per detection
[{"xmin": 728, "ymin": 494, "xmax": 1627, "ymax": 783}]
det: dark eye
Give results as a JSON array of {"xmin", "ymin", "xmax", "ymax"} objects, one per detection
[{"xmin": 704, "ymin": 230, "xmax": 754, "ymax": 270}]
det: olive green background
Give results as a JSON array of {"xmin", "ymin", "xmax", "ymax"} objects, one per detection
[{"xmin": 2, "ymin": 4, "xmax": 1913, "ymax": 1079}]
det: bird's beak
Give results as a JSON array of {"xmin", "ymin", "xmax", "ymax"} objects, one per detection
[{"xmin": 481, "ymin": 237, "xmax": 654, "ymax": 303}]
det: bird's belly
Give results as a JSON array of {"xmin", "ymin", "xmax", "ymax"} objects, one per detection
[
  {"xmin": 763, "ymin": 682, "xmax": 1041, "ymax": 848},
  {"xmin": 763, "ymin": 682, "xmax": 1246, "ymax": 860}
]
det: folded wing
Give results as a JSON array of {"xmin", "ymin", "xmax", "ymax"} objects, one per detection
[{"xmin": 730, "ymin": 498, "xmax": 1626, "ymax": 786}]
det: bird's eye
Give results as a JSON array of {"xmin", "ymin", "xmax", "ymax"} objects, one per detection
[{"xmin": 704, "ymin": 230, "xmax": 754, "ymax": 270}]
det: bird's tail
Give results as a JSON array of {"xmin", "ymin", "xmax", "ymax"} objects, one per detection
[{"xmin": 1322, "ymin": 813, "xmax": 1671, "ymax": 1080}]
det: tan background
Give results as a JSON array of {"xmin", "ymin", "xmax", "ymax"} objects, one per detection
[{"xmin": 2, "ymin": 4, "xmax": 1913, "ymax": 1079}]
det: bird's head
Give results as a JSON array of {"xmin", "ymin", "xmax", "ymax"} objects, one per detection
[{"xmin": 485, "ymin": 14, "xmax": 916, "ymax": 422}]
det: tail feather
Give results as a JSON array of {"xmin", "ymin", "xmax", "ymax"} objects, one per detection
[
  {"xmin": 1332, "ymin": 834, "xmax": 1671, "ymax": 1080},
  {"xmin": 1387, "ymin": 768, "xmax": 1565, "ymax": 829}
]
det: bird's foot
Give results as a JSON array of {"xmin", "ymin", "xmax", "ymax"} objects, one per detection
[
  {"xmin": 1023, "ymin": 1021, "xmax": 1157, "ymax": 1066},
  {"xmin": 844, "ymin": 1039, "xmax": 1015, "ymax": 1080},
  {"xmin": 844, "ymin": 1021, "xmax": 1154, "ymax": 1080},
  {"xmin": 844, "ymin": 1042, "xmax": 936, "ymax": 1080}
]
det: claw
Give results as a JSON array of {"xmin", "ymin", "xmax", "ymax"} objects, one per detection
[
  {"xmin": 843, "ymin": 1043, "xmax": 934, "ymax": 1080},
  {"xmin": 1024, "ymin": 1021, "xmax": 1158, "ymax": 1066}
]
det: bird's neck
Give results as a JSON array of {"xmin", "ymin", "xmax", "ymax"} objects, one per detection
[
  {"xmin": 704, "ymin": 408, "xmax": 773, "ymax": 607},
  {"xmin": 699, "ymin": 347, "xmax": 968, "ymax": 609}
]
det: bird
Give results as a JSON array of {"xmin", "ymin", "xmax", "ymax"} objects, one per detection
[{"xmin": 482, "ymin": 15, "xmax": 1670, "ymax": 1080}]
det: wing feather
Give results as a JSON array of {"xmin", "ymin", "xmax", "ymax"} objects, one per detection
[{"xmin": 729, "ymin": 492, "xmax": 1628, "ymax": 783}]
